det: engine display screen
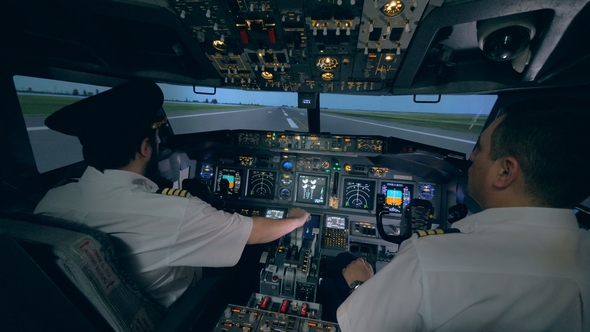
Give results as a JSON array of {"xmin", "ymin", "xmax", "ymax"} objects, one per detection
[
  {"xmin": 381, "ymin": 182, "xmax": 413, "ymax": 213},
  {"xmin": 246, "ymin": 169, "xmax": 277, "ymax": 199},
  {"xmin": 325, "ymin": 215, "xmax": 346, "ymax": 229},
  {"xmin": 295, "ymin": 174, "xmax": 327, "ymax": 205},
  {"xmin": 215, "ymin": 167, "xmax": 242, "ymax": 196},
  {"xmin": 342, "ymin": 178, "xmax": 376, "ymax": 210}
]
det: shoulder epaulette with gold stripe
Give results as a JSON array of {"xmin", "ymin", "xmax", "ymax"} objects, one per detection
[
  {"xmin": 416, "ymin": 228, "xmax": 460, "ymax": 237},
  {"xmin": 156, "ymin": 188, "xmax": 191, "ymax": 198}
]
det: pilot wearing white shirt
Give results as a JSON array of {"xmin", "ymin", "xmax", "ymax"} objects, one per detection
[
  {"xmin": 35, "ymin": 79, "xmax": 310, "ymax": 307},
  {"xmin": 336, "ymin": 97, "xmax": 590, "ymax": 331}
]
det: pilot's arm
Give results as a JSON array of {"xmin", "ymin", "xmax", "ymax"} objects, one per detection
[
  {"xmin": 247, "ymin": 207, "xmax": 310, "ymax": 244},
  {"xmin": 337, "ymin": 239, "xmax": 425, "ymax": 332}
]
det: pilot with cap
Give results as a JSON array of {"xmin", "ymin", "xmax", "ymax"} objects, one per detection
[{"xmin": 34, "ymin": 79, "xmax": 310, "ymax": 307}]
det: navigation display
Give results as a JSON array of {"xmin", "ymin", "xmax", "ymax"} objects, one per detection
[
  {"xmin": 381, "ymin": 182, "xmax": 413, "ymax": 213},
  {"xmin": 215, "ymin": 167, "xmax": 242, "ymax": 196},
  {"xmin": 246, "ymin": 169, "xmax": 277, "ymax": 199},
  {"xmin": 342, "ymin": 178, "xmax": 376, "ymax": 210},
  {"xmin": 325, "ymin": 215, "xmax": 346, "ymax": 229},
  {"xmin": 295, "ymin": 174, "xmax": 327, "ymax": 205}
]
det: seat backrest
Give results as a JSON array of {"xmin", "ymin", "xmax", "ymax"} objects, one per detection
[{"xmin": 0, "ymin": 211, "xmax": 165, "ymax": 332}]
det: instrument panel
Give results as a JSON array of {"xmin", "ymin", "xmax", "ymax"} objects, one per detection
[
  {"xmin": 196, "ymin": 153, "xmax": 440, "ymax": 220},
  {"xmin": 183, "ymin": 130, "xmax": 456, "ymax": 329},
  {"xmin": 183, "ymin": 130, "xmax": 458, "ymax": 251},
  {"xmin": 236, "ymin": 131, "xmax": 384, "ymax": 154}
]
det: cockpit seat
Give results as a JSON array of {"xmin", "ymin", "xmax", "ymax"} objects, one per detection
[{"xmin": 0, "ymin": 211, "xmax": 227, "ymax": 332}]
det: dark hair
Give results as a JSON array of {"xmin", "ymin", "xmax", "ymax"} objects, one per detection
[
  {"xmin": 489, "ymin": 97, "xmax": 590, "ymax": 208},
  {"xmin": 83, "ymin": 129, "xmax": 158, "ymax": 172}
]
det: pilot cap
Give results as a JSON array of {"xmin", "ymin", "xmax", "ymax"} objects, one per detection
[{"xmin": 44, "ymin": 79, "xmax": 166, "ymax": 146}]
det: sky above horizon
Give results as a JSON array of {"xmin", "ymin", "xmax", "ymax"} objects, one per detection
[{"xmin": 14, "ymin": 76, "xmax": 497, "ymax": 115}]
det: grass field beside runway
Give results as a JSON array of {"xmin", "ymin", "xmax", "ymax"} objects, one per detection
[{"xmin": 17, "ymin": 94, "xmax": 257, "ymax": 116}]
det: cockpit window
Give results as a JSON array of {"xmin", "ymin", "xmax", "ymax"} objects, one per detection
[
  {"xmin": 159, "ymin": 83, "xmax": 496, "ymax": 155},
  {"xmin": 14, "ymin": 76, "xmax": 108, "ymax": 173},
  {"xmin": 15, "ymin": 75, "xmax": 495, "ymax": 173},
  {"xmin": 320, "ymin": 94, "xmax": 495, "ymax": 155}
]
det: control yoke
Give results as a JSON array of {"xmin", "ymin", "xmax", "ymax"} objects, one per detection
[{"xmin": 376, "ymin": 194, "xmax": 434, "ymax": 244}]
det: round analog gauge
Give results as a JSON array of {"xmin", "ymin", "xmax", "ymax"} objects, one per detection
[
  {"xmin": 261, "ymin": 71, "xmax": 273, "ymax": 80},
  {"xmin": 280, "ymin": 188, "xmax": 291, "ymax": 199},
  {"xmin": 382, "ymin": 1, "xmax": 404, "ymax": 17},
  {"xmin": 317, "ymin": 57, "xmax": 339, "ymax": 71},
  {"xmin": 418, "ymin": 184, "xmax": 435, "ymax": 200},
  {"xmin": 322, "ymin": 72, "xmax": 334, "ymax": 81},
  {"xmin": 281, "ymin": 173, "xmax": 292, "ymax": 185},
  {"xmin": 282, "ymin": 160, "xmax": 294, "ymax": 172},
  {"xmin": 212, "ymin": 40, "xmax": 227, "ymax": 51},
  {"xmin": 246, "ymin": 170, "xmax": 276, "ymax": 199},
  {"xmin": 199, "ymin": 164, "xmax": 214, "ymax": 179}
]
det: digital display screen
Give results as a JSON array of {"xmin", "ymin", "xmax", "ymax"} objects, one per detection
[
  {"xmin": 285, "ymin": 214, "xmax": 320, "ymax": 240},
  {"xmin": 381, "ymin": 182, "xmax": 413, "ymax": 213},
  {"xmin": 303, "ymin": 214, "xmax": 320, "ymax": 240},
  {"xmin": 216, "ymin": 167, "xmax": 242, "ymax": 196},
  {"xmin": 325, "ymin": 215, "xmax": 346, "ymax": 229},
  {"xmin": 298, "ymin": 92, "xmax": 317, "ymax": 109},
  {"xmin": 265, "ymin": 209, "xmax": 286, "ymax": 219},
  {"xmin": 342, "ymin": 178, "xmax": 376, "ymax": 210},
  {"xmin": 246, "ymin": 169, "xmax": 277, "ymax": 199},
  {"xmin": 295, "ymin": 174, "xmax": 327, "ymax": 205}
]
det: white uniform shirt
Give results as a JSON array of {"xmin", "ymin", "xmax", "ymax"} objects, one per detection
[
  {"xmin": 337, "ymin": 207, "xmax": 590, "ymax": 332},
  {"xmin": 34, "ymin": 166, "xmax": 253, "ymax": 307}
]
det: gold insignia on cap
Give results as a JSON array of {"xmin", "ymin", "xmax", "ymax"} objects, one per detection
[
  {"xmin": 151, "ymin": 117, "xmax": 168, "ymax": 129},
  {"xmin": 416, "ymin": 228, "xmax": 460, "ymax": 237}
]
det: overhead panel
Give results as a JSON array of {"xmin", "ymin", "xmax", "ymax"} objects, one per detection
[{"xmin": 168, "ymin": 0, "xmax": 427, "ymax": 94}]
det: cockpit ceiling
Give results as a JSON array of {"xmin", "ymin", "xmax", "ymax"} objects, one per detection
[{"xmin": 2, "ymin": 0, "xmax": 590, "ymax": 95}]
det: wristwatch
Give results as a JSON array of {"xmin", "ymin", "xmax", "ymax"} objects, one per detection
[{"xmin": 349, "ymin": 280, "xmax": 364, "ymax": 291}]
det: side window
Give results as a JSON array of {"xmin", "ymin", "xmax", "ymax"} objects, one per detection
[{"xmin": 13, "ymin": 76, "xmax": 107, "ymax": 173}]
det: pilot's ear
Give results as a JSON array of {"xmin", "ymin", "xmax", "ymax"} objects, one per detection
[
  {"xmin": 492, "ymin": 156, "xmax": 520, "ymax": 189},
  {"xmin": 139, "ymin": 137, "xmax": 151, "ymax": 157}
]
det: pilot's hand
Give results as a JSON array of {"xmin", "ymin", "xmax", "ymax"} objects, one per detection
[
  {"xmin": 287, "ymin": 207, "xmax": 310, "ymax": 228},
  {"xmin": 342, "ymin": 258, "xmax": 374, "ymax": 286}
]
